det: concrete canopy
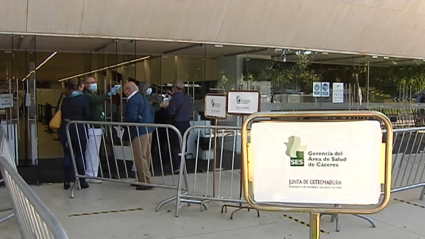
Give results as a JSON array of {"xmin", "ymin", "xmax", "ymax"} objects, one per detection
[{"xmin": 1, "ymin": 0, "xmax": 425, "ymax": 58}]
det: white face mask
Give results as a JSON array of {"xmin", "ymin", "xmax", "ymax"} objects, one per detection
[
  {"xmin": 89, "ymin": 83, "xmax": 98, "ymax": 92},
  {"xmin": 146, "ymin": 87, "xmax": 152, "ymax": 95}
]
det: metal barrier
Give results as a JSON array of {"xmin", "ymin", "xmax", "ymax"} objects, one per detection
[
  {"xmin": 175, "ymin": 124, "xmax": 425, "ymax": 227},
  {"xmin": 388, "ymin": 126, "xmax": 425, "ymax": 198},
  {"xmin": 175, "ymin": 125, "xmax": 244, "ymax": 217},
  {"xmin": 66, "ymin": 121, "xmax": 189, "ymax": 211},
  {"xmin": 0, "ymin": 178, "xmax": 14, "ymax": 225},
  {"xmin": 0, "ymin": 128, "xmax": 68, "ymax": 238}
]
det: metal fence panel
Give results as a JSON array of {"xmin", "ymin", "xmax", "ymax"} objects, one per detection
[
  {"xmin": 0, "ymin": 127, "xmax": 68, "ymax": 239},
  {"xmin": 65, "ymin": 121, "xmax": 188, "ymax": 211},
  {"xmin": 386, "ymin": 127, "xmax": 425, "ymax": 197},
  {"xmin": 176, "ymin": 125, "xmax": 244, "ymax": 217}
]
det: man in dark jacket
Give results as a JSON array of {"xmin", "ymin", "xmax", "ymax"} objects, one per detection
[
  {"xmin": 123, "ymin": 81, "xmax": 155, "ymax": 190},
  {"xmin": 161, "ymin": 80, "xmax": 191, "ymax": 173},
  {"xmin": 83, "ymin": 76, "xmax": 121, "ymax": 183}
]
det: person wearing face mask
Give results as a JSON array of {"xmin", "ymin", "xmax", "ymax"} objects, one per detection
[
  {"xmin": 83, "ymin": 76, "xmax": 121, "ymax": 183},
  {"xmin": 59, "ymin": 78, "xmax": 92, "ymax": 190},
  {"xmin": 123, "ymin": 81, "xmax": 155, "ymax": 190}
]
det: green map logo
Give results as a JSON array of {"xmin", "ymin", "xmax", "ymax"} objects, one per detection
[
  {"xmin": 211, "ymin": 99, "xmax": 220, "ymax": 108},
  {"xmin": 236, "ymin": 95, "xmax": 250, "ymax": 104},
  {"xmin": 236, "ymin": 95, "xmax": 242, "ymax": 104},
  {"xmin": 284, "ymin": 136, "xmax": 307, "ymax": 167}
]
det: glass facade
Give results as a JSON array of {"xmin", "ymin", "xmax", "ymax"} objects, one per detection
[{"xmin": 0, "ymin": 34, "xmax": 423, "ymax": 161}]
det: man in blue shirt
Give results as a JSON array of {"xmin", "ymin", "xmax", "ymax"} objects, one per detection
[
  {"xmin": 161, "ymin": 80, "xmax": 191, "ymax": 173},
  {"xmin": 123, "ymin": 81, "xmax": 155, "ymax": 190}
]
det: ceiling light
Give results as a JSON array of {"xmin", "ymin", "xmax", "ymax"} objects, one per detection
[
  {"xmin": 214, "ymin": 44, "xmax": 223, "ymax": 48},
  {"xmin": 383, "ymin": 56, "xmax": 389, "ymax": 60},
  {"xmin": 372, "ymin": 56, "xmax": 378, "ymax": 59},
  {"xmin": 22, "ymin": 51, "xmax": 57, "ymax": 82},
  {"xmin": 58, "ymin": 55, "xmax": 151, "ymax": 82},
  {"xmin": 322, "ymin": 52, "xmax": 328, "ymax": 55},
  {"xmin": 304, "ymin": 51, "xmax": 312, "ymax": 55}
]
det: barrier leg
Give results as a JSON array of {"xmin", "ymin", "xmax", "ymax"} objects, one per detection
[
  {"xmin": 420, "ymin": 186, "xmax": 425, "ymax": 201},
  {"xmin": 310, "ymin": 212, "xmax": 321, "ymax": 239},
  {"xmin": 155, "ymin": 195, "xmax": 177, "ymax": 212},
  {"xmin": 0, "ymin": 213, "xmax": 14, "ymax": 224},
  {"xmin": 330, "ymin": 214, "xmax": 340, "ymax": 232},
  {"xmin": 353, "ymin": 214, "xmax": 376, "ymax": 228},
  {"xmin": 70, "ymin": 178, "xmax": 81, "ymax": 199}
]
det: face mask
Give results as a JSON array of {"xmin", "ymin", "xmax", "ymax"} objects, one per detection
[
  {"xmin": 146, "ymin": 87, "xmax": 152, "ymax": 95},
  {"xmin": 89, "ymin": 83, "xmax": 98, "ymax": 92}
]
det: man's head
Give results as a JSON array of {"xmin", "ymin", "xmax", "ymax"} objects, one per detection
[
  {"xmin": 138, "ymin": 81, "xmax": 152, "ymax": 96},
  {"xmin": 172, "ymin": 80, "xmax": 184, "ymax": 93},
  {"xmin": 84, "ymin": 76, "xmax": 97, "ymax": 92},
  {"xmin": 123, "ymin": 81, "xmax": 139, "ymax": 97}
]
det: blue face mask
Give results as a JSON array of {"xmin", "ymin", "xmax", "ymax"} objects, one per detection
[
  {"xmin": 146, "ymin": 87, "xmax": 152, "ymax": 95},
  {"xmin": 89, "ymin": 83, "xmax": 98, "ymax": 92}
]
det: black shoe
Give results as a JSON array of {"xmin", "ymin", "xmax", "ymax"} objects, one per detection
[
  {"xmin": 80, "ymin": 182, "xmax": 89, "ymax": 189},
  {"xmin": 64, "ymin": 182, "xmax": 70, "ymax": 190},
  {"xmin": 136, "ymin": 185, "xmax": 153, "ymax": 191}
]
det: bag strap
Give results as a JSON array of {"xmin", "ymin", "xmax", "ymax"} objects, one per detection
[{"xmin": 58, "ymin": 95, "xmax": 64, "ymax": 110}]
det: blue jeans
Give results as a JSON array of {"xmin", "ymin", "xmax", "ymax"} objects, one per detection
[{"xmin": 61, "ymin": 139, "xmax": 87, "ymax": 183}]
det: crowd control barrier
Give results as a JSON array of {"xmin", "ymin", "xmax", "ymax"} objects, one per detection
[
  {"xmin": 66, "ymin": 121, "xmax": 189, "ymax": 211},
  {"xmin": 175, "ymin": 125, "xmax": 247, "ymax": 218},
  {"xmin": 0, "ymin": 127, "xmax": 68, "ymax": 239},
  {"xmin": 0, "ymin": 178, "xmax": 14, "ymax": 225},
  {"xmin": 175, "ymin": 122, "xmax": 425, "ymax": 231},
  {"xmin": 387, "ymin": 126, "xmax": 425, "ymax": 199}
]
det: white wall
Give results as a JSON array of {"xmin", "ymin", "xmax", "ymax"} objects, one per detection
[{"xmin": 2, "ymin": 0, "xmax": 425, "ymax": 58}]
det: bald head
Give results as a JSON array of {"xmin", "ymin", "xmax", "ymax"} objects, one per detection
[{"xmin": 123, "ymin": 81, "xmax": 139, "ymax": 97}]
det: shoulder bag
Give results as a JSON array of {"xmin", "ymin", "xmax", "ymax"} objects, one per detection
[{"xmin": 49, "ymin": 96, "xmax": 64, "ymax": 131}]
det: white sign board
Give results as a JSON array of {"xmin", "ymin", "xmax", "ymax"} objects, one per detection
[
  {"xmin": 251, "ymin": 121, "xmax": 382, "ymax": 205},
  {"xmin": 312, "ymin": 82, "xmax": 321, "ymax": 97},
  {"xmin": 204, "ymin": 94, "xmax": 227, "ymax": 119},
  {"xmin": 332, "ymin": 83, "xmax": 344, "ymax": 103},
  {"xmin": 227, "ymin": 91, "xmax": 260, "ymax": 115},
  {"xmin": 0, "ymin": 94, "xmax": 13, "ymax": 109},
  {"xmin": 321, "ymin": 82, "xmax": 330, "ymax": 97}
]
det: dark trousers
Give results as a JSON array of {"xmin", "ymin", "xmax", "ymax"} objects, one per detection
[
  {"xmin": 170, "ymin": 121, "xmax": 190, "ymax": 170},
  {"xmin": 61, "ymin": 139, "xmax": 87, "ymax": 183},
  {"xmin": 152, "ymin": 129, "xmax": 170, "ymax": 164}
]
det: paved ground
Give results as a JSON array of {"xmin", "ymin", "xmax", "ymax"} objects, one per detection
[{"xmin": 1, "ymin": 181, "xmax": 425, "ymax": 239}]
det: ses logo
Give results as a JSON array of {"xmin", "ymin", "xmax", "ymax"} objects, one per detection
[
  {"xmin": 236, "ymin": 95, "xmax": 250, "ymax": 104},
  {"xmin": 211, "ymin": 99, "xmax": 221, "ymax": 108},
  {"xmin": 284, "ymin": 136, "xmax": 307, "ymax": 167}
]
